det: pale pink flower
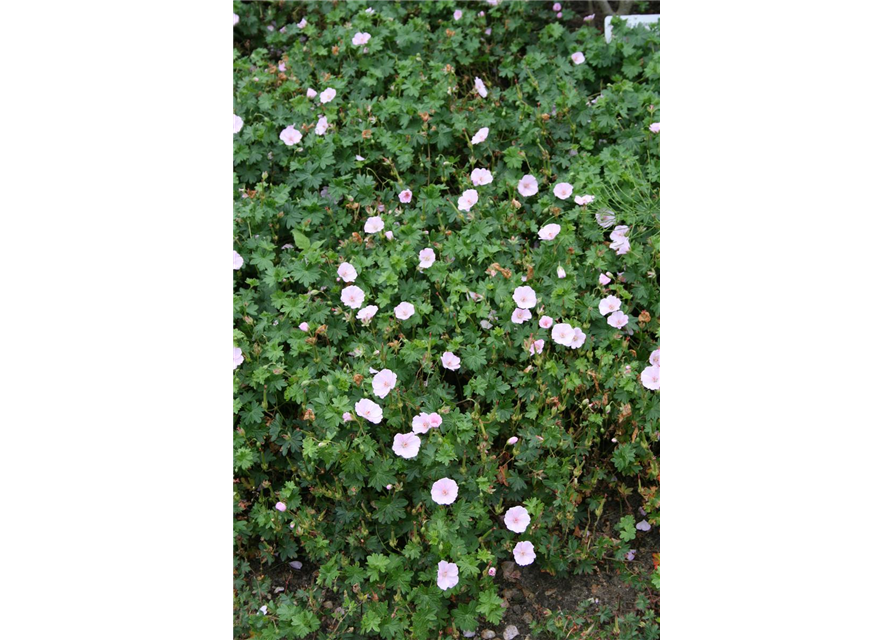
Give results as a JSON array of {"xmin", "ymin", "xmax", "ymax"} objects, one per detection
[
  {"xmin": 553, "ymin": 182, "xmax": 573, "ymax": 200},
  {"xmin": 650, "ymin": 349, "xmax": 660, "ymax": 367},
  {"xmin": 429, "ymin": 413, "xmax": 443, "ymax": 429},
  {"xmin": 357, "ymin": 305, "xmax": 378, "ymax": 323},
  {"xmin": 488, "ymin": 567, "xmax": 496, "ymax": 577},
  {"xmin": 457, "ymin": 189, "xmax": 479, "ymax": 211},
  {"xmin": 598, "ymin": 296, "xmax": 622, "ymax": 315},
  {"xmin": 352, "ymin": 32, "xmax": 371, "ymax": 46},
  {"xmin": 485, "ymin": 27, "xmax": 492, "ymax": 35},
  {"xmin": 557, "ymin": 265, "xmax": 566, "ymax": 279},
  {"xmin": 299, "ymin": 322, "xmax": 309, "ymax": 332},
  {"xmin": 538, "ymin": 223, "xmax": 561, "ymax": 240},
  {"xmin": 419, "ymin": 248, "xmax": 436, "ymax": 269},
  {"xmin": 556, "ymin": 11, "xmax": 562, "ymax": 17},
  {"xmin": 233, "ymin": 13, "xmax": 240, "ymax": 26},
  {"xmin": 599, "ymin": 273, "xmax": 611, "ymax": 285},
  {"xmin": 610, "ymin": 236, "xmax": 630, "ymax": 255},
  {"xmin": 513, "ymin": 541, "xmax": 536, "ymax": 566},
  {"xmin": 297, "ymin": 18, "xmax": 307, "ymax": 29},
  {"xmin": 512, "ymin": 286, "xmax": 537, "ymax": 309},
  {"xmin": 233, "ymin": 113, "xmax": 244, "ymax": 134},
  {"xmin": 394, "ymin": 302, "xmax": 415, "ymax": 319},
  {"xmin": 551, "ymin": 323, "xmax": 574, "ymax": 346},
  {"xmin": 412, "ymin": 412, "xmax": 435, "ymax": 434},
  {"xmin": 539, "ymin": 316, "xmax": 554, "ymax": 329},
  {"xmin": 471, "ymin": 168, "xmax": 493, "ymax": 186},
  {"xmin": 233, "ymin": 250, "xmax": 243, "ymax": 270},
  {"xmin": 431, "ymin": 478, "xmax": 459, "ymax": 505},
  {"xmin": 315, "ymin": 115, "xmax": 329, "ymax": 136},
  {"xmin": 341, "ymin": 285, "xmax": 365, "ymax": 309},
  {"xmin": 569, "ymin": 327, "xmax": 586, "ymax": 349},
  {"xmin": 364, "ymin": 216, "xmax": 384, "ymax": 233},
  {"xmin": 392, "ymin": 432, "xmax": 421, "ymax": 459},
  {"xmin": 355, "ymin": 398, "xmax": 383, "ymax": 423},
  {"xmin": 517, "ymin": 174, "xmax": 539, "ymax": 197},
  {"xmin": 504, "ymin": 506, "xmax": 531, "ymax": 533},
  {"xmin": 636, "ymin": 520, "xmax": 652, "ymax": 532},
  {"xmin": 385, "ymin": 230, "xmax": 394, "ymax": 240},
  {"xmin": 453, "ymin": 9, "xmax": 463, "ymax": 20},
  {"xmin": 279, "ymin": 125, "xmax": 302, "ymax": 146},
  {"xmin": 441, "ymin": 351, "xmax": 461, "ymax": 371},
  {"xmin": 372, "ymin": 369, "xmax": 397, "ymax": 398},
  {"xmin": 583, "ymin": 14, "xmax": 595, "ymax": 21},
  {"xmin": 474, "ymin": 76, "xmax": 488, "ymax": 98},
  {"xmin": 307, "ymin": 87, "xmax": 317, "ymax": 99},
  {"xmin": 468, "ymin": 292, "xmax": 484, "ymax": 302},
  {"xmin": 649, "ymin": 122, "xmax": 660, "ymax": 133},
  {"xmin": 507, "ymin": 436, "xmax": 519, "ymax": 445},
  {"xmin": 355, "ymin": 154, "xmax": 365, "ymax": 161},
  {"xmin": 610, "ymin": 226, "xmax": 629, "ymax": 241},
  {"xmin": 437, "ymin": 560, "xmax": 460, "ymax": 590},
  {"xmin": 337, "ymin": 262, "xmax": 357, "ymax": 282},
  {"xmin": 607, "ymin": 311, "xmax": 629, "ymax": 329},
  {"xmin": 529, "ymin": 339, "xmax": 545, "ymax": 355},
  {"xmin": 574, "ymin": 194, "xmax": 594, "ymax": 205},
  {"xmin": 642, "ymin": 365, "xmax": 660, "ymax": 390},
  {"xmin": 470, "ymin": 127, "xmax": 489, "ymax": 145},
  {"xmin": 596, "ymin": 209, "xmax": 616, "ymax": 228},
  {"xmin": 399, "ymin": 189, "xmax": 413, "ymax": 203},
  {"xmin": 275, "ymin": 502, "xmax": 286, "ymax": 512},
  {"xmin": 319, "ymin": 88, "xmax": 336, "ymax": 104},
  {"xmin": 552, "ymin": 3, "xmax": 562, "ymax": 11},
  {"xmin": 233, "ymin": 346, "xmax": 244, "ymax": 370},
  {"xmin": 511, "ymin": 308, "xmax": 532, "ymax": 324},
  {"xmin": 342, "ymin": 412, "xmax": 355, "ymax": 423},
  {"xmin": 278, "ymin": 62, "xmax": 286, "ymax": 71},
  {"xmin": 571, "ymin": 52, "xmax": 585, "ymax": 65},
  {"xmin": 385, "ymin": 484, "xmax": 392, "ymax": 490}
]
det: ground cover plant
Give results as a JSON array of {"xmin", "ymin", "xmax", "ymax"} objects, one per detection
[{"xmin": 233, "ymin": 2, "xmax": 659, "ymax": 638}]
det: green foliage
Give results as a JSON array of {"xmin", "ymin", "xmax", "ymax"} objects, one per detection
[{"xmin": 233, "ymin": 2, "xmax": 659, "ymax": 637}]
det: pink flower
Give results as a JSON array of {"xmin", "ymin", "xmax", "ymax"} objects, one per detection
[
  {"xmin": 357, "ymin": 305, "xmax": 378, "ymax": 323},
  {"xmin": 385, "ymin": 484, "xmax": 392, "ymax": 490},
  {"xmin": 419, "ymin": 248, "xmax": 436, "ymax": 269},
  {"xmin": 488, "ymin": 567, "xmax": 496, "ymax": 577},
  {"xmin": 553, "ymin": 182, "xmax": 573, "ymax": 200},
  {"xmin": 233, "ymin": 346, "xmax": 244, "ymax": 370},
  {"xmin": 319, "ymin": 88, "xmax": 336, "ymax": 104},
  {"xmin": 556, "ymin": 11, "xmax": 562, "ymax": 17},
  {"xmin": 574, "ymin": 194, "xmax": 594, "ymax": 205},
  {"xmin": 364, "ymin": 216, "xmax": 384, "ymax": 233},
  {"xmin": 599, "ymin": 273, "xmax": 611, "ymax": 285},
  {"xmin": 233, "ymin": 113, "xmax": 243, "ymax": 134},
  {"xmin": 352, "ymin": 32, "xmax": 371, "ymax": 46},
  {"xmin": 596, "ymin": 209, "xmax": 616, "ymax": 228},
  {"xmin": 557, "ymin": 266, "xmax": 566, "ymax": 279},
  {"xmin": 372, "ymin": 369, "xmax": 397, "ymax": 398},
  {"xmin": 342, "ymin": 412, "xmax": 353, "ymax": 422},
  {"xmin": 485, "ymin": 27, "xmax": 492, "ymax": 35},
  {"xmin": 642, "ymin": 365, "xmax": 660, "ymax": 390},
  {"xmin": 470, "ymin": 127, "xmax": 489, "ymax": 145},
  {"xmin": 385, "ymin": 230, "xmax": 394, "ymax": 240},
  {"xmin": 569, "ymin": 327, "xmax": 586, "ymax": 349},
  {"xmin": 453, "ymin": 9, "xmax": 463, "ymax": 20},
  {"xmin": 512, "ymin": 541, "xmax": 536, "ymax": 566},
  {"xmin": 437, "ymin": 560, "xmax": 460, "ymax": 590},
  {"xmin": 552, "ymin": 3, "xmax": 562, "ymax": 11},
  {"xmin": 233, "ymin": 250, "xmax": 244, "ymax": 270},
  {"xmin": 636, "ymin": 520, "xmax": 652, "ymax": 532},
  {"xmin": 457, "ymin": 189, "xmax": 479, "ymax": 211},
  {"xmin": 507, "ymin": 436, "xmax": 519, "ymax": 445},
  {"xmin": 431, "ymin": 478, "xmax": 459, "ymax": 505},
  {"xmin": 278, "ymin": 62, "xmax": 286, "ymax": 71},
  {"xmin": 474, "ymin": 77, "xmax": 488, "ymax": 98},
  {"xmin": 441, "ymin": 351, "xmax": 461, "ymax": 371},
  {"xmin": 610, "ymin": 236, "xmax": 631, "ymax": 255},
  {"xmin": 315, "ymin": 115, "xmax": 329, "ymax": 136},
  {"xmin": 355, "ymin": 154, "xmax": 365, "ymax": 161},
  {"xmin": 649, "ymin": 122, "xmax": 660, "ymax": 133},
  {"xmin": 355, "ymin": 398, "xmax": 383, "ymax": 423},
  {"xmin": 539, "ymin": 316, "xmax": 554, "ymax": 329},
  {"xmin": 504, "ymin": 506, "xmax": 531, "ymax": 533},
  {"xmin": 528, "ymin": 338, "xmax": 545, "ymax": 354},
  {"xmin": 299, "ymin": 322, "xmax": 309, "ymax": 332},
  {"xmin": 341, "ymin": 285, "xmax": 365, "ymax": 309},
  {"xmin": 512, "ymin": 285, "xmax": 537, "ymax": 309},
  {"xmin": 650, "ymin": 349, "xmax": 660, "ymax": 367},
  {"xmin": 337, "ymin": 262, "xmax": 357, "ymax": 282},
  {"xmin": 583, "ymin": 14, "xmax": 595, "ymax": 21},
  {"xmin": 511, "ymin": 308, "xmax": 532, "ymax": 324},
  {"xmin": 598, "ymin": 296, "xmax": 622, "ymax": 315},
  {"xmin": 412, "ymin": 412, "xmax": 440, "ymax": 434},
  {"xmin": 279, "ymin": 125, "xmax": 302, "ymax": 146},
  {"xmin": 551, "ymin": 323, "xmax": 574, "ymax": 346},
  {"xmin": 233, "ymin": 13, "xmax": 240, "ymax": 26},
  {"xmin": 307, "ymin": 87, "xmax": 317, "ymax": 99},
  {"xmin": 394, "ymin": 302, "xmax": 415, "ymax": 319},
  {"xmin": 610, "ymin": 226, "xmax": 629, "ymax": 241},
  {"xmin": 471, "ymin": 168, "xmax": 493, "ymax": 186},
  {"xmin": 399, "ymin": 189, "xmax": 413, "ymax": 203},
  {"xmin": 297, "ymin": 18, "xmax": 307, "ymax": 29},
  {"xmin": 392, "ymin": 432, "xmax": 421, "ymax": 459},
  {"xmin": 538, "ymin": 223, "xmax": 561, "ymax": 240},
  {"xmin": 571, "ymin": 52, "xmax": 585, "ymax": 65},
  {"xmin": 607, "ymin": 311, "xmax": 629, "ymax": 329},
  {"xmin": 517, "ymin": 174, "xmax": 539, "ymax": 197},
  {"xmin": 275, "ymin": 502, "xmax": 286, "ymax": 512}
]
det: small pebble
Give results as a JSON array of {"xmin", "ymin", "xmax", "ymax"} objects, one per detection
[
  {"xmin": 482, "ymin": 631, "xmax": 496, "ymax": 639},
  {"xmin": 504, "ymin": 625, "xmax": 520, "ymax": 640},
  {"xmin": 522, "ymin": 612, "xmax": 533, "ymax": 624}
]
